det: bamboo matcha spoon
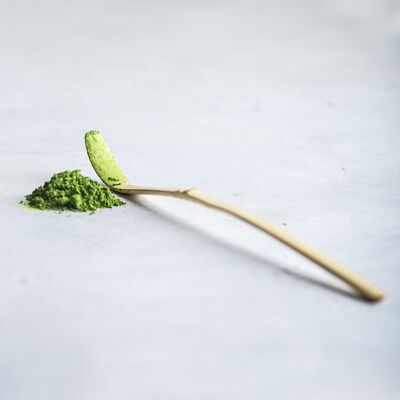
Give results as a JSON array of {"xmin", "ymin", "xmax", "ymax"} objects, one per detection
[{"xmin": 85, "ymin": 130, "xmax": 384, "ymax": 301}]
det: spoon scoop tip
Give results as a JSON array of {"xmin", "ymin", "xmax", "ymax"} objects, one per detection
[
  {"xmin": 85, "ymin": 130, "xmax": 101, "ymax": 137},
  {"xmin": 84, "ymin": 130, "xmax": 129, "ymax": 187}
]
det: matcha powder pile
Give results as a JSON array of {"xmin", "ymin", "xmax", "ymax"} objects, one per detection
[{"xmin": 23, "ymin": 170, "xmax": 125, "ymax": 212}]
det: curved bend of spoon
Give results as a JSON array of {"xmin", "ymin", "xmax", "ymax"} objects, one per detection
[{"xmin": 85, "ymin": 130, "xmax": 384, "ymax": 302}]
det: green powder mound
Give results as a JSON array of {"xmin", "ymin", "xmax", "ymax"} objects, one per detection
[{"xmin": 23, "ymin": 170, "xmax": 125, "ymax": 212}]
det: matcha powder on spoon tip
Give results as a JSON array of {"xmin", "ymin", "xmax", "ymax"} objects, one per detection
[{"xmin": 22, "ymin": 170, "xmax": 125, "ymax": 213}]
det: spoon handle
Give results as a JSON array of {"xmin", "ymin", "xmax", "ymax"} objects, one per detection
[
  {"xmin": 113, "ymin": 183, "xmax": 383, "ymax": 301},
  {"xmin": 183, "ymin": 188, "xmax": 384, "ymax": 301}
]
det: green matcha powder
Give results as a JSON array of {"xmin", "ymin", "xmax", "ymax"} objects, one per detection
[{"xmin": 23, "ymin": 170, "xmax": 125, "ymax": 212}]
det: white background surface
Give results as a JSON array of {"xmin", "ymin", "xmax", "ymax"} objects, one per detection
[{"xmin": 1, "ymin": 1, "xmax": 399, "ymax": 399}]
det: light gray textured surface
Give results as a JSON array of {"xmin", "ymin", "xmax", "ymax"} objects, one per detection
[{"xmin": 1, "ymin": 1, "xmax": 399, "ymax": 399}]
